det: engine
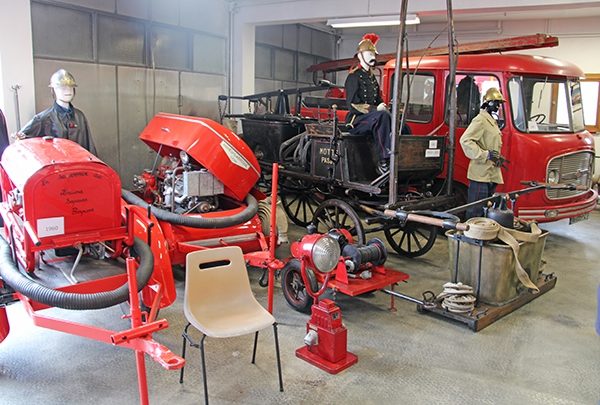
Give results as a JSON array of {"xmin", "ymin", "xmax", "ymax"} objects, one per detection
[{"xmin": 133, "ymin": 158, "xmax": 224, "ymax": 215}]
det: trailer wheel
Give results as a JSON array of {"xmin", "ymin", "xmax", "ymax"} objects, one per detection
[
  {"xmin": 311, "ymin": 199, "xmax": 365, "ymax": 245},
  {"xmin": 384, "ymin": 222, "xmax": 437, "ymax": 258},
  {"xmin": 281, "ymin": 259, "xmax": 317, "ymax": 313},
  {"xmin": 280, "ymin": 178, "xmax": 321, "ymax": 227}
]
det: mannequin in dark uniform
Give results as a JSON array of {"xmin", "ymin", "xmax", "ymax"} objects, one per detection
[
  {"xmin": 18, "ymin": 69, "xmax": 97, "ymax": 155},
  {"xmin": 345, "ymin": 33, "xmax": 409, "ymax": 175},
  {"xmin": 0, "ymin": 108, "xmax": 9, "ymax": 158}
]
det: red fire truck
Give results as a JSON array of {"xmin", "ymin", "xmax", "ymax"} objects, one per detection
[{"xmin": 302, "ymin": 35, "xmax": 596, "ymax": 223}]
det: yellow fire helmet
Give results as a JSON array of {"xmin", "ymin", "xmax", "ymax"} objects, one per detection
[
  {"xmin": 483, "ymin": 87, "xmax": 505, "ymax": 103},
  {"xmin": 356, "ymin": 33, "xmax": 380, "ymax": 54},
  {"xmin": 49, "ymin": 69, "xmax": 77, "ymax": 88}
]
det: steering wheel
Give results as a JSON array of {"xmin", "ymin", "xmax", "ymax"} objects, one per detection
[{"xmin": 529, "ymin": 113, "xmax": 546, "ymax": 124}]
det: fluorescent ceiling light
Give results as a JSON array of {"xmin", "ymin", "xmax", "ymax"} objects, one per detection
[{"xmin": 327, "ymin": 14, "xmax": 420, "ymax": 28}]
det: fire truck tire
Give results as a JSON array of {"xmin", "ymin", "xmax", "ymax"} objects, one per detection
[
  {"xmin": 0, "ymin": 237, "xmax": 154, "ymax": 310},
  {"xmin": 121, "ymin": 189, "xmax": 258, "ymax": 229},
  {"xmin": 281, "ymin": 259, "xmax": 318, "ymax": 314}
]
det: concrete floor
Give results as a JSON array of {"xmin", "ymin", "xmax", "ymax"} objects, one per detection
[{"xmin": 1, "ymin": 209, "xmax": 599, "ymax": 404}]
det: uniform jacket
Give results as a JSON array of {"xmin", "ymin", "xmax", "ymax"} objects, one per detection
[
  {"xmin": 344, "ymin": 67, "xmax": 383, "ymax": 126},
  {"xmin": 0, "ymin": 108, "xmax": 9, "ymax": 157},
  {"xmin": 20, "ymin": 102, "xmax": 97, "ymax": 155},
  {"xmin": 459, "ymin": 109, "xmax": 503, "ymax": 184}
]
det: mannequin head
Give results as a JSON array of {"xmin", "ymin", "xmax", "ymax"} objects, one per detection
[
  {"xmin": 481, "ymin": 87, "xmax": 505, "ymax": 115},
  {"xmin": 355, "ymin": 33, "xmax": 379, "ymax": 71},
  {"xmin": 49, "ymin": 69, "xmax": 77, "ymax": 109}
]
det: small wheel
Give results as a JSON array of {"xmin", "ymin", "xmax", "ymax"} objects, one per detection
[
  {"xmin": 280, "ymin": 177, "xmax": 321, "ymax": 227},
  {"xmin": 281, "ymin": 259, "xmax": 318, "ymax": 313},
  {"xmin": 172, "ymin": 265, "xmax": 185, "ymax": 282},
  {"xmin": 384, "ymin": 222, "xmax": 437, "ymax": 257},
  {"xmin": 311, "ymin": 199, "xmax": 365, "ymax": 245}
]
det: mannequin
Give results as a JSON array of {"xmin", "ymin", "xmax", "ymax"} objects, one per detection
[
  {"xmin": 18, "ymin": 69, "xmax": 97, "ymax": 155},
  {"xmin": 344, "ymin": 33, "xmax": 409, "ymax": 175},
  {"xmin": 459, "ymin": 87, "xmax": 507, "ymax": 218}
]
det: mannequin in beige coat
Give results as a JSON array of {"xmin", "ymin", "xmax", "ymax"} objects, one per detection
[{"xmin": 459, "ymin": 87, "xmax": 507, "ymax": 218}]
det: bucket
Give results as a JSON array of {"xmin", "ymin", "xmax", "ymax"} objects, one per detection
[{"xmin": 446, "ymin": 230, "xmax": 548, "ymax": 306}]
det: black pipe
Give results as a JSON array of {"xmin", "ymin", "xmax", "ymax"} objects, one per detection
[
  {"xmin": 121, "ymin": 189, "xmax": 258, "ymax": 229},
  {"xmin": 0, "ymin": 237, "xmax": 153, "ymax": 310}
]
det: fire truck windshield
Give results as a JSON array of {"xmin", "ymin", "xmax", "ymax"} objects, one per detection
[{"xmin": 508, "ymin": 76, "xmax": 585, "ymax": 133}]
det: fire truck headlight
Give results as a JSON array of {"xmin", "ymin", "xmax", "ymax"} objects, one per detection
[{"xmin": 311, "ymin": 236, "xmax": 340, "ymax": 273}]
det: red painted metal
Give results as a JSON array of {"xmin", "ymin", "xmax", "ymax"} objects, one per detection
[
  {"xmin": 295, "ymin": 299, "xmax": 358, "ymax": 374},
  {"xmin": 139, "ymin": 113, "xmax": 260, "ymax": 201},
  {"xmin": 0, "ymin": 306, "xmax": 9, "ymax": 343}
]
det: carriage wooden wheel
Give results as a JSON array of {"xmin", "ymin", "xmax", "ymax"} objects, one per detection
[
  {"xmin": 311, "ymin": 199, "xmax": 366, "ymax": 245},
  {"xmin": 280, "ymin": 177, "xmax": 322, "ymax": 227},
  {"xmin": 383, "ymin": 221, "xmax": 437, "ymax": 257}
]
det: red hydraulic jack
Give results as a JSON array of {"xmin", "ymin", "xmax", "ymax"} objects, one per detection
[{"xmin": 293, "ymin": 236, "xmax": 358, "ymax": 374}]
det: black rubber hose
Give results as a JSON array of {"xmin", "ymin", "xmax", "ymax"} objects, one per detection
[
  {"xmin": 0, "ymin": 237, "xmax": 154, "ymax": 310},
  {"xmin": 121, "ymin": 189, "xmax": 258, "ymax": 229}
]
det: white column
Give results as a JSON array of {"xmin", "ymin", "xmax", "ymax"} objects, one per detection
[
  {"xmin": 230, "ymin": 11, "xmax": 256, "ymax": 114},
  {"xmin": 0, "ymin": 0, "xmax": 35, "ymax": 134}
]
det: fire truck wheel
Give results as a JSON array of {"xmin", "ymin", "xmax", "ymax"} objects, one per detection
[
  {"xmin": 172, "ymin": 265, "xmax": 185, "ymax": 282},
  {"xmin": 281, "ymin": 259, "xmax": 318, "ymax": 314}
]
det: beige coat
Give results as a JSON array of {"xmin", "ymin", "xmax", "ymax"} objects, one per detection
[{"xmin": 459, "ymin": 110, "xmax": 504, "ymax": 184}]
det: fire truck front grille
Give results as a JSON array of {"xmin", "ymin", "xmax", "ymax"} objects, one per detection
[{"xmin": 546, "ymin": 151, "xmax": 594, "ymax": 199}]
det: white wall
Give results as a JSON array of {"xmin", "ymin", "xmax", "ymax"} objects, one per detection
[{"xmin": 0, "ymin": 0, "xmax": 35, "ymax": 134}]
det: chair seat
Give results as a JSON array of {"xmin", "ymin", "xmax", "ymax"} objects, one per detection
[{"xmin": 185, "ymin": 301, "xmax": 275, "ymax": 339}]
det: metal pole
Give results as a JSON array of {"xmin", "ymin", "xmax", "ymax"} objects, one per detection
[
  {"xmin": 11, "ymin": 85, "xmax": 21, "ymax": 130},
  {"xmin": 445, "ymin": 0, "xmax": 457, "ymax": 196},
  {"xmin": 389, "ymin": 0, "xmax": 409, "ymax": 206}
]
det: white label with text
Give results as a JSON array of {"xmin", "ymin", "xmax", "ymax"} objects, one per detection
[{"xmin": 37, "ymin": 217, "xmax": 65, "ymax": 237}]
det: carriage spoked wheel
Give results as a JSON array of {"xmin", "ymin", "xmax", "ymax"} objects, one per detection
[
  {"xmin": 280, "ymin": 177, "xmax": 321, "ymax": 227},
  {"xmin": 311, "ymin": 199, "xmax": 366, "ymax": 245},
  {"xmin": 384, "ymin": 222, "xmax": 437, "ymax": 258}
]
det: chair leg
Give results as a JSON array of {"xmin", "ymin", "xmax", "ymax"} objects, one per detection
[
  {"xmin": 200, "ymin": 334, "xmax": 209, "ymax": 405},
  {"xmin": 273, "ymin": 323, "xmax": 284, "ymax": 392},
  {"xmin": 252, "ymin": 331, "xmax": 259, "ymax": 364},
  {"xmin": 180, "ymin": 323, "xmax": 192, "ymax": 384}
]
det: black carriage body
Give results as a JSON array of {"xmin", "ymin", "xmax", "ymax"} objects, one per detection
[{"xmin": 241, "ymin": 115, "xmax": 306, "ymax": 163}]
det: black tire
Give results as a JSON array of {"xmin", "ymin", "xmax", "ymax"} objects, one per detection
[
  {"xmin": 280, "ymin": 259, "xmax": 318, "ymax": 314},
  {"xmin": 384, "ymin": 222, "xmax": 437, "ymax": 258},
  {"xmin": 172, "ymin": 265, "xmax": 186, "ymax": 282},
  {"xmin": 280, "ymin": 178, "xmax": 321, "ymax": 227},
  {"xmin": 311, "ymin": 199, "xmax": 365, "ymax": 245}
]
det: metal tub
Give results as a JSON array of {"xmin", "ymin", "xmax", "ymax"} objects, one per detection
[{"xmin": 446, "ymin": 229, "xmax": 549, "ymax": 306}]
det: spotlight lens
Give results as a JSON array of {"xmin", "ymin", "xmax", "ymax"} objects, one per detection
[{"xmin": 311, "ymin": 236, "xmax": 341, "ymax": 273}]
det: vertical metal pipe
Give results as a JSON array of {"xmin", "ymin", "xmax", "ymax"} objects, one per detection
[
  {"xmin": 389, "ymin": 0, "xmax": 409, "ymax": 205},
  {"xmin": 11, "ymin": 85, "xmax": 21, "ymax": 130},
  {"xmin": 445, "ymin": 0, "xmax": 458, "ymax": 196}
]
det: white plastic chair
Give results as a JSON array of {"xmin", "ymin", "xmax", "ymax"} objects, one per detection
[{"xmin": 179, "ymin": 246, "xmax": 283, "ymax": 404}]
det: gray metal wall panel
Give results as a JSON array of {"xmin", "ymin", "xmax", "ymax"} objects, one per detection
[
  {"xmin": 117, "ymin": 0, "xmax": 150, "ymax": 20},
  {"xmin": 33, "ymin": 59, "xmax": 119, "ymax": 173},
  {"xmin": 152, "ymin": 26, "xmax": 189, "ymax": 70},
  {"xmin": 298, "ymin": 53, "xmax": 316, "ymax": 84},
  {"xmin": 282, "ymin": 24, "xmax": 298, "ymax": 51},
  {"xmin": 117, "ymin": 66, "xmax": 156, "ymax": 188},
  {"xmin": 180, "ymin": 0, "xmax": 229, "ymax": 36},
  {"xmin": 98, "ymin": 15, "xmax": 145, "ymax": 65},
  {"xmin": 150, "ymin": 0, "xmax": 180, "ymax": 26},
  {"xmin": 53, "ymin": 0, "xmax": 116, "ymax": 12},
  {"xmin": 311, "ymin": 30, "xmax": 335, "ymax": 58},
  {"xmin": 254, "ymin": 79, "xmax": 278, "ymax": 95},
  {"xmin": 193, "ymin": 34, "xmax": 226, "ymax": 74},
  {"xmin": 31, "ymin": 3, "xmax": 93, "ymax": 61},
  {"xmin": 273, "ymin": 48, "xmax": 295, "ymax": 81},
  {"xmin": 298, "ymin": 26, "xmax": 312, "ymax": 54},
  {"xmin": 255, "ymin": 45, "xmax": 272, "ymax": 79},
  {"xmin": 256, "ymin": 25, "xmax": 283, "ymax": 48},
  {"xmin": 180, "ymin": 72, "xmax": 226, "ymax": 120}
]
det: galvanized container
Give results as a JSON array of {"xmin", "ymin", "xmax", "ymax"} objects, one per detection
[{"xmin": 446, "ymin": 230, "xmax": 548, "ymax": 306}]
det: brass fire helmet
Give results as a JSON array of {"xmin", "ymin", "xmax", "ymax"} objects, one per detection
[
  {"xmin": 48, "ymin": 69, "xmax": 77, "ymax": 88},
  {"xmin": 483, "ymin": 87, "xmax": 505, "ymax": 103},
  {"xmin": 356, "ymin": 39, "xmax": 378, "ymax": 55}
]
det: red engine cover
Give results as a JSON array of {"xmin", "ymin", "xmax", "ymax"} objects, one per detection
[
  {"xmin": 1, "ymin": 137, "xmax": 122, "ymax": 241},
  {"xmin": 139, "ymin": 113, "xmax": 261, "ymax": 201}
]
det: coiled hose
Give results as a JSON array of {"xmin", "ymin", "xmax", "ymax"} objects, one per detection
[
  {"xmin": 121, "ymin": 189, "xmax": 258, "ymax": 229},
  {"xmin": 0, "ymin": 237, "xmax": 153, "ymax": 310}
]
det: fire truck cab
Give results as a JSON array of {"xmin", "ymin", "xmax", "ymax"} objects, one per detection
[{"xmin": 303, "ymin": 53, "xmax": 597, "ymax": 223}]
